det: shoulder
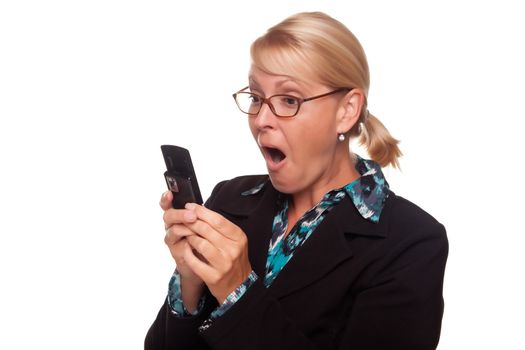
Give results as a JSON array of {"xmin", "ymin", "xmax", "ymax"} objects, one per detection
[
  {"xmin": 349, "ymin": 191, "xmax": 448, "ymax": 292},
  {"xmin": 383, "ymin": 191, "xmax": 447, "ymax": 242},
  {"xmin": 205, "ymin": 175, "xmax": 270, "ymax": 209},
  {"xmin": 209, "ymin": 174, "xmax": 269, "ymax": 198},
  {"xmin": 386, "ymin": 192, "xmax": 443, "ymax": 228}
]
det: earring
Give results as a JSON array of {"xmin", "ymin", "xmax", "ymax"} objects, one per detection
[{"xmin": 338, "ymin": 133, "xmax": 345, "ymax": 142}]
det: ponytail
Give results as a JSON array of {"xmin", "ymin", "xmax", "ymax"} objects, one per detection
[{"xmin": 357, "ymin": 111, "xmax": 402, "ymax": 169}]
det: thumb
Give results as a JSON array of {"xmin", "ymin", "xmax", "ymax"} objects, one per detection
[{"xmin": 159, "ymin": 191, "xmax": 173, "ymax": 210}]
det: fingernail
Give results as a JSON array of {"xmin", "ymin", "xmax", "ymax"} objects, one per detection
[{"xmin": 185, "ymin": 203, "xmax": 196, "ymax": 210}]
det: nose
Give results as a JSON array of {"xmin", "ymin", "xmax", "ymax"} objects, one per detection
[{"xmin": 252, "ymin": 102, "xmax": 278, "ymax": 130}]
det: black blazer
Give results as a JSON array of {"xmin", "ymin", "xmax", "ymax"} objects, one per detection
[{"xmin": 145, "ymin": 175, "xmax": 448, "ymax": 350}]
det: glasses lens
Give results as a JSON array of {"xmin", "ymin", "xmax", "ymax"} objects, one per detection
[
  {"xmin": 235, "ymin": 92, "xmax": 261, "ymax": 115},
  {"xmin": 269, "ymin": 95, "xmax": 300, "ymax": 117},
  {"xmin": 234, "ymin": 92, "xmax": 300, "ymax": 117}
]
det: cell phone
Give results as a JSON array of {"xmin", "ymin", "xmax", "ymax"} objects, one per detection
[{"xmin": 161, "ymin": 145, "xmax": 203, "ymax": 209}]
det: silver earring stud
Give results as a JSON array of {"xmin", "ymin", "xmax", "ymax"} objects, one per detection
[{"xmin": 338, "ymin": 133, "xmax": 345, "ymax": 142}]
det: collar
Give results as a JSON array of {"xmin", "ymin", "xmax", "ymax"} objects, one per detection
[{"xmin": 241, "ymin": 155, "xmax": 389, "ymax": 223}]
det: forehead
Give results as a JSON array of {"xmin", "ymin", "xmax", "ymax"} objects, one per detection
[{"xmin": 248, "ymin": 66, "xmax": 319, "ymax": 92}]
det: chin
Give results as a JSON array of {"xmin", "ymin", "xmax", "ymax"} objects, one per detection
[{"xmin": 268, "ymin": 172, "xmax": 300, "ymax": 194}]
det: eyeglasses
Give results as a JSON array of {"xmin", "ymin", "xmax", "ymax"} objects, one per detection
[{"xmin": 232, "ymin": 86, "xmax": 352, "ymax": 118}]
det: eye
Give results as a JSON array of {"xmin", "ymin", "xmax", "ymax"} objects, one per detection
[
  {"xmin": 280, "ymin": 96, "xmax": 299, "ymax": 106},
  {"xmin": 248, "ymin": 94, "xmax": 262, "ymax": 104}
]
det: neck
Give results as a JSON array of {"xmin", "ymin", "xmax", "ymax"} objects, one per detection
[{"xmin": 288, "ymin": 151, "xmax": 360, "ymax": 229}]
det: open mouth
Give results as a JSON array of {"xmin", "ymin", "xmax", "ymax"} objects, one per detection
[{"xmin": 263, "ymin": 146, "xmax": 286, "ymax": 164}]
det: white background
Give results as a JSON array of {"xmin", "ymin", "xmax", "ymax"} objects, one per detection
[{"xmin": 1, "ymin": 1, "xmax": 523, "ymax": 349}]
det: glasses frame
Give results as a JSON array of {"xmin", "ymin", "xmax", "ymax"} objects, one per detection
[{"xmin": 232, "ymin": 86, "xmax": 352, "ymax": 118}]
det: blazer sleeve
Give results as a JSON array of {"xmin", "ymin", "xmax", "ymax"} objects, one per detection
[
  {"xmin": 341, "ymin": 222, "xmax": 448, "ymax": 349},
  {"xmin": 199, "ymin": 222, "xmax": 448, "ymax": 350},
  {"xmin": 144, "ymin": 297, "xmax": 210, "ymax": 349}
]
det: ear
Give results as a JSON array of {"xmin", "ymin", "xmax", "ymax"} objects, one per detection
[{"xmin": 336, "ymin": 89, "xmax": 365, "ymax": 134}]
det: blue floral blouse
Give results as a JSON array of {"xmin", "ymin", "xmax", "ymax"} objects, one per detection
[{"xmin": 167, "ymin": 155, "xmax": 389, "ymax": 327}]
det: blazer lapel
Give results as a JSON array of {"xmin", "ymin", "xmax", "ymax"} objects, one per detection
[
  {"xmin": 268, "ymin": 195, "xmax": 390, "ymax": 298},
  {"xmin": 215, "ymin": 178, "xmax": 392, "ymax": 299}
]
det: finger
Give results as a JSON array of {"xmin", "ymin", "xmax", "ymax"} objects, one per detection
[
  {"xmin": 167, "ymin": 238, "xmax": 187, "ymax": 262},
  {"xmin": 185, "ymin": 203, "xmax": 239, "ymax": 241},
  {"xmin": 183, "ymin": 240, "xmax": 218, "ymax": 284},
  {"xmin": 184, "ymin": 217, "xmax": 247, "ymax": 266},
  {"xmin": 159, "ymin": 191, "xmax": 173, "ymax": 210},
  {"xmin": 169, "ymin": 240, "xmax": 206, "ymax": 281},
  {"xmin": 183, "ymin": 218, "xmax": 226, "ymax": 250},
  {"xmin": 164, "ymin": 224, "xmax": 195, "ymax": 246},
  {"xmin": 186, "ymin": 234, "xmax": 224, "ymax": 268},
  {"xmin": 163, "ymin": 208, "xmax": 197, "ymax": 229},
  {"xmin": 184, "ymin": 205, "xmax": 246, "ymax": 260}
]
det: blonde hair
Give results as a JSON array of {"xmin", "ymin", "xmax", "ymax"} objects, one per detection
[{"xmin": 251, "ymin": 12, "xmax": 402, "ymax": 168}]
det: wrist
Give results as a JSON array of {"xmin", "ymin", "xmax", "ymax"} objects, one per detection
[
  {"xmin": 180, "ymin": 276, "xmax": 205, "ymax": 313},
  {"xmin": 209, "ymin": 271, "xmax": 258, "ymax": 319}
]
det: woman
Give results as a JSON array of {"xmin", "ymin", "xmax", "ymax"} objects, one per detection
[{"xmin": 145, "ymin": 11, "xmax": 448, "ymax": 350}]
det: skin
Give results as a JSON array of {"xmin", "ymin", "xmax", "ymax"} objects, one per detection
[
  {"xmin": 161, "ymin": 192, "xmax": 251, "ymax": 310},
  {"xmin": 162, "ymin": 66, "xmax": 366, "ymax": 310},
  {"xmin": 248, "ymin": 67, "xmax": 364, "ymax": 225}
]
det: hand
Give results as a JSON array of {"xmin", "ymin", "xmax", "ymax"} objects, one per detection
[
  {"xmin": 181, "ymin": 203, "xmax": 253, "ymax": 304},
  {"xmin": 161, "ymin": 191, "xmax": 204, "ymax": 294}
]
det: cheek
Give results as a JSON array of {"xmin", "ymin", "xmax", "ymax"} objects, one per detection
[
  {"xmin": 248, "ymin": 119, "xmax": 257, "ymax": 139},
  {"xmin": 290, "ymin": 118, "xmax": 336, "ymax": 156},
  {"xmin": 303, "ymin": 130, "xmax": 334, "ymax": 157},
  {"xmin": 285, "ymin": 130, "xmax": 330, "ymax": 173}
]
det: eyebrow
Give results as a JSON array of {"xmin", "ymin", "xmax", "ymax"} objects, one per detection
[{"xmin": 248, "ymin": 76, "xmax": 302, "ymax": 92}]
